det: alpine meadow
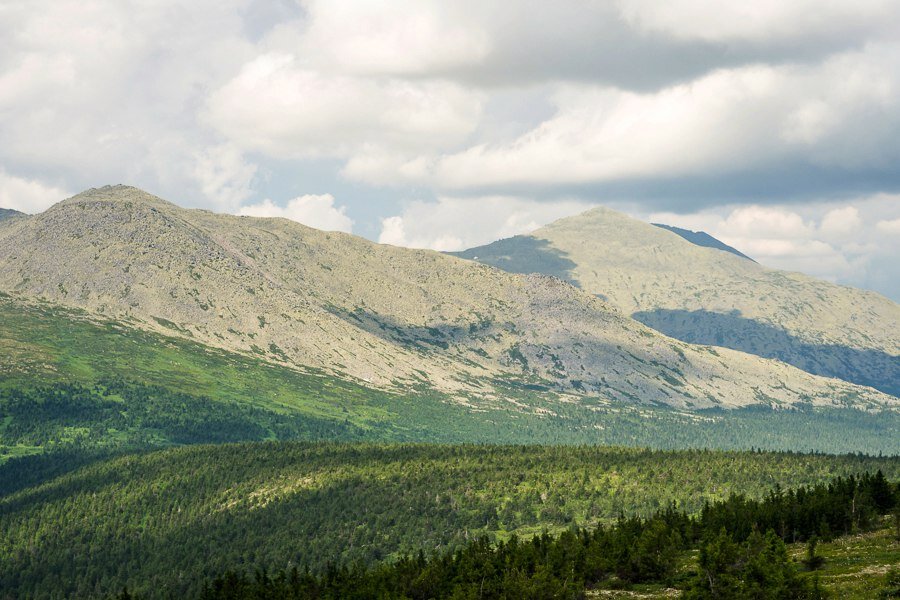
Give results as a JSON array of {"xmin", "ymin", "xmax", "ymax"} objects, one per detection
[{"xmin": 1, "ymin": 2, "xmax": 899, "ymax": 599}]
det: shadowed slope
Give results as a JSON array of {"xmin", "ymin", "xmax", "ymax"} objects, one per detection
[
  {"xmin": 0, "ymin": 208, "xmax": 23, "ymax": 222},
  {"xmin": 651, "ymin": 223, "xmax": 755, "ymax": 261}
]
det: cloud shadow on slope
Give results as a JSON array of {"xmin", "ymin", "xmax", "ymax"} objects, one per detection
[
  {"xmin": 632, "ymin": 308, "xmax": 900, "ymax": 397},
  {"xmin": 449, "ymin": 237, "xmax": 582, "ymax": 289}
]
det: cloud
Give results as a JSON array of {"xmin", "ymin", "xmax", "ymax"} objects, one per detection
[
  {"xmin": 205, "ymin": 53, "xmax": 484, "ymax": 160},
  {"xmin": 1, "ymin": 0, "xmax": 899, "ymax": 301},
  {"xmin": 378, "ymin": 196, "xmax": 593, "ymax": 251},
  {"xmin": 238, "ymin": 194, "xmax": 353, "ymax": 233},
  {"xmin": 0, "ymin": 171, "xmax": 70, "ymax": 213},
  {"xmin": 615, "ymin": 0, "xmax": 900, "ymax": 43},
  {"xmin": 423, "ymin": 44, "xmax": 900, "ymax": 191},
  {"xmin": 819, "ymin": 206, "xmax": 862, "ymax": 236},
  {"xmin": 0, "ymin": 0, "xmax": 255, "ymax": 210},
  {"xmin": 647, "ymin": 194, "xmax": 900, "ymax": 298},
  {"xmin": 719, "ymin": 206, "xmax": 815, "ymax": 239},
  {"xmin": 876, "ymin": 217, "xmax": 900, "ymax": 234},
  {"xmin": 293, "ymin": 0, "xmax": 490, "ymax": 76},
  {"xmin": 192, "ymin": 144, "xmax": 258, "ymax": 210}
]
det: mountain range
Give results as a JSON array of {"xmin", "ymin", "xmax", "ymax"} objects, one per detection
[
  {"xmin": 0, "ymin": 185, "xmax": 894, "ymax": 416},
  {"xmin": 453, "ymin": 207, "xmax": 900, "ymax": 397}
]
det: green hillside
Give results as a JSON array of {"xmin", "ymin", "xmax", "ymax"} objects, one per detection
[
  {"xmin": 1, "ymin": 443, "xmax": 897, "ymax": 598},
  {"xmin": 2, "ymin": 293, "xmax": 899, "ymax": 457}
]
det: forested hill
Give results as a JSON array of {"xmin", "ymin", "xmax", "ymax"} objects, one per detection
[
  {"xmin": 1, "ymin": 443, "xmax": 897, "ymax": 598},
  {"xmin": 196, "ymin": 470, "xmax": 899, "ymax": 599}
]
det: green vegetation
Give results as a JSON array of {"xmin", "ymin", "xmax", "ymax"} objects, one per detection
[
  {"xmin": 95, "ymin": 468, "xmax": 897, "ymax": 599},
  {"xmin": 1, "ymin": 443, "xmax": 898, "ymax": 598},
  {"xmin": 2, "ymin": 295, "xmax": 898, "ymax": 457}
]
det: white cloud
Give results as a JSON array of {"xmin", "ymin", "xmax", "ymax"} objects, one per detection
[
  {"xmin": 647, "ymin": 194, "xmax": 900, "ymax": 297},
  {"xmin": 291, "ymin": 0, "xmax": 490, "ymax": 75},
  {"xmin": 427, "ymin": 45, "xmax": 900, "ymax": 189},
  {"xmin": 0, "ymin": 171, "xmax": 70, "ymax": 213},
  {"xmin": 205, "ymin": 53, "xmax": 484, "ymax": 160},
  {"xmin": 720, "ymin": 206, "xmax": 815, "ymax": 239},
  {"xmin": 615, "ymin": 0, "xmax": 900, "ymax": 43},
  {"xmin": 238, "ymin": 194, "xmax": 353, "ymax": 233},
  {"xmin": 1, "ymin": 0, "xmax": 900, "ymax": 300},
  {"xmin": 0, "ymin": 0, "xmax": 255, "ymax": 209},
  {"xmin": 876, "ymin": 217, "xmax": 900, "ymax": 234},
  {"xmin": 819, "ymin": 206, "xmax": 862, "ymax": 236},
  {"xmin": 192, "ymin": 144, "xmax": 258, "ymax": 210},
  {"xmin": 378, "ymin": 196, "xmax": 593, "ymax": 251}
]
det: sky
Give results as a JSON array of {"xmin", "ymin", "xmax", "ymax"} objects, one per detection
[{"xmin": 1, "ymin": 0, "xmax": 899, "ymax": 300}]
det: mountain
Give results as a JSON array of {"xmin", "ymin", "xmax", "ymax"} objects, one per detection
[
  {"xmin": 0, "ymin": 185, "xmax": 895, "ymax": 416},
  {"xmin": 0, "ymin": 208, "xmax": 23, "ymax": 222},
  {"xmin": 452, "ymin": 207, "xmax": 900, "ymax": 397},
  {"xmin": 6, "ymin": 293, "xmax": 900, "ymax": 457},
  {"xmin": 651, "ymin": 223, "xmax": 755, "ymax": 261}
]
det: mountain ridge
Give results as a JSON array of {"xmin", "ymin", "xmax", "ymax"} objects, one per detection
[
  {"xmin": 453, "ymin": 205, "xmax": 900, "ymax": 396},
  {"xmin": 0, "ymin": 207, "xmax": 24, "ymax": 222},
  {"xmin": 0, "ymin": 185, "xmax": 895, "ymax": 412},
  {"xmin": 651, "ymin": 222, "xmax": 755, "ymax": 261}
]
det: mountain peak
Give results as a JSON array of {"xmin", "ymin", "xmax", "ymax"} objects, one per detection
[
  {"xmin": 454, "ymin": 205, "xmax": 900, "ymax": 396},
  {"xmin": 1, "ymin": 188, "xmax": 892, "ymax": 410},
  {"xmin": 57, "ymin": 184, "xmax": 178, "ymax": 212}
]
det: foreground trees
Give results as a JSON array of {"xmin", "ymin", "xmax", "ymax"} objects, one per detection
[{"xmin": 194, "ymin": 471, "xmax": 895, "ymax": 599}]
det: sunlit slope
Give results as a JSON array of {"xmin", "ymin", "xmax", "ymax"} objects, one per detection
[
  {"xmin": 3, "ymin": 294, "xmax": 899, "ymax": 457},
  {"xmin": 1, "ymin": 186, "xmax": 894, "ymax": 410},
  {"xmin": 454, "ymin": 206, "xmax": 900, "ymax": 396}
]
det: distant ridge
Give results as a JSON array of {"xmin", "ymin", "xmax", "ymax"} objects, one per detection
[
  {"xmin": 0, "ymin": 208, "xmax": 24, "ymax": 222},
  {"xmin": 652, "ymin": 223, "xmax": 755, "ymax": 261}
]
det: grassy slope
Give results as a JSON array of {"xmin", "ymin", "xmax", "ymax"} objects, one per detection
[
  {"xmin": 588, "ymin": 522, "xmax": 900, "ymax": 599},
  {"xmin": 1, "ymin": 443, "xmax": 897, "ymax": 598},
  {"xmin": 789, "ymin": 522, "xmax": 899, "ymax": 599}
]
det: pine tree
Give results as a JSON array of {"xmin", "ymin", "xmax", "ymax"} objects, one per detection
[{"xmin": 802, "ymin": 535, "xmax": 825, "ymax": 571}]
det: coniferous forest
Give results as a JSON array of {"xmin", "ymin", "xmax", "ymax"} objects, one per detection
[
  {"xmin": 194, "ymin": 470, "xmax": 897, "ymax": 600},
  {"xmin": 1, "ymin": 443, "xmax": 898, "ymax": 599}
]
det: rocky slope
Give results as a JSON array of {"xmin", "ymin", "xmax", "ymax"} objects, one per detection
[
  {"xmin": 453, "ymin": 207, "xmax": 900, "ymax": 396},
  {"xmin": 0, "ymin": 186, "xmax": 895, "ymax": 410}
]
